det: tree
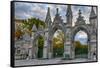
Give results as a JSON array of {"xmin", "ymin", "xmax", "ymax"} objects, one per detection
[
  {"xmin": 37, "ymin": 36, "xmax": 44, "ymax": 58},
  {"xmin": 74, "ymin": 41, "xmax": 88, "ymax": 55},
  {"xmin": 21, "ymin": 18, "xmax": 46, "ymax": 37},
  {"xmin": 52, "ymin": 30, "xmax": 64, "ymax": 57},
  {"xmin": 15, "ymin": 27, "xmax": 23, "ymax": 40},
  {"xmin": 23, "ymin": 18, "xmax": 46, "ymax": 31},
  {"xmin": 74, "ymin": 41, "xmax": 81, "ymax": 48}
]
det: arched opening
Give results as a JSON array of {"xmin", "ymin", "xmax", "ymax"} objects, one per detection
[
  {"xmin": 52, "ymin": 29, "xmax": 64, "ymax": 58},
  {"xmin": 36, "ymin": 36, "xmax": 44, "ymax": 58},
  {"xmin": 74, "ymin": 30, "xmax": 88, "ymax": 58}
]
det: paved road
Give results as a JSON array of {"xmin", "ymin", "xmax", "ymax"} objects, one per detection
[{"xmin": 15, "ymin": 58, "xmax": 96, "ymax": 66}]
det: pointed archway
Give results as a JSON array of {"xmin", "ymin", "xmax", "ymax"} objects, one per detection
[
  {"xmin": 52, "ymin": 29, "xmax": 64, "ymax": 58},
  {"xmin": 36, "ymin": 36, "xmax": 44, "ymax": 58},
  {"xmin": 74, "ymin": 30, "xmax": 88, "ymax": 58},
  {"xmin": 32, "ymin": 32, "xmax": 45, "ymax": 59},
  {"xmin": 71, "ymin": 25, "xmax": 91, "ymax": 59}
]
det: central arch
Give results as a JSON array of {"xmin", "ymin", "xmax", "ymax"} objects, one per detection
[
  {"xmin": 49, "ymin": 24, "xmax": 66, "ymax": 58},
  {"xmin": 52, "ymin": 29, "xmax": 64, "ymax": 58}
]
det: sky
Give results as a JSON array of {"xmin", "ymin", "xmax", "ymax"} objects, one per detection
[
  {"xmin": 15, "ymin": 2, "xmax": 97, "ymax": 24},
  {"xmin": 14, "ymin": 2, "xmax": 96, "ymax": 45},
  {"xmin": 74, "ymin": 30, "xmax": 88, "ymax": 45}
]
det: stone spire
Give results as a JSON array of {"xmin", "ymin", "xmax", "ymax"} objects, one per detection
[
  {"xmin": 89, "ymin": 7, "xmax": 96, "ymax": 19},
  {"xmin": 79, "ymin": 10, "xmax": 82, "ymax": 17},
  {"xmin": 45, "ymin": 7, "xmax": 52, "ymax": 27},
  {"xmin": 56, "ymin": 8, "xmax": 59, "ymax": 16},
  {"xmin": 66, "ymin": 5, "xmax": 73, "ymax": 26},
  {"xmin": 89, "ymin": 6, "xmax": 97, "ymax": 34},
  {"xmin": 32, "ymin": 24, "xmax": 37, "ymax": 32},
  {"xmin": 53, "ymin": 8, "xmax": 63, "ymax": 24}
]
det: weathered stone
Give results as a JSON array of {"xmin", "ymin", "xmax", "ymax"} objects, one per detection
[{"xmin": 15, "ymin": 6, "xmax": 97, "ymax": 60}]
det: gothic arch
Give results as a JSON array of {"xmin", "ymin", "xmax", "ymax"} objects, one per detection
[
  {"xmin": 52, "ymin": 25, "xmax": 66, "ymax": 36},
  {"xmin": 71, "ymin": 25, "xmax": 91, "ymax": 59},
  {"xmin": 32, "ymin": 31, "xmax": 45, "ymax": 59},
  {"xmin": 47, "ymin": 23, "xmax": 66, "ymax": 58},
  {"xmin": 30, "ymin": 6, "xmax": 97, "ymax": 59},
  {"xmin": 33, "ymin": 32, "xmax": 45, "ymax": 44},
  {"xmin": 72, "ymin": 25, "xmax": 90, "ymax": 42}
]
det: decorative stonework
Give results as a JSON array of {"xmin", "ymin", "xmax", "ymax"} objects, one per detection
[{"xmin": 18, "ymin": 5, "xmax": 97, "ymax": 60}]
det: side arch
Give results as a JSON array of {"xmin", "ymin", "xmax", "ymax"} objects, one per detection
[
  {"xmin": 31, "ymin": 31, "xmax": 45, "ymax": 59},
  {"xmin": 72, "ymin": 25, "xmax": 91, "ymax": 42},
  {"xmin": 71, "ymin": 25, "xmax": 91, "ymax": 59}
]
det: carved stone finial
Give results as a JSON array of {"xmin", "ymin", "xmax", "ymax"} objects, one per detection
[
  {"xmin": 56, "ymin": 8, "xmax": 59, "ymax": 15},
  {"xmin": 48, "ymin": 7, "xmax": 50, "ymax": 12},
  {"xmin": 78, "ymin": 9, "xmax": 82, "ymax": 16},
  {"xmin": 90, "ymin": 6, "xmax": 96, "ymax": 18}
]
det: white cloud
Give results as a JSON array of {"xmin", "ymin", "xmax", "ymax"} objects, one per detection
[
  {"xmin": 74, "ymin": 31, "xmax": 88, "ymax": 45},
  {"xmin": 75, "ymin": 31, "xmax": 88, "ymax": 39},
  {"xmin": 15, "ymin": 2, "xmax": 97, "ymax": 25}
]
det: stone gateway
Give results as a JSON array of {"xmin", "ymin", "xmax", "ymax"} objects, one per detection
[
  {"xmin": 31, "ymin": 5, "xmax": 97, "ymax": 60},
  {"xmin": 15, "ymin": 5, "xmax": 97, "ymax": 60}
]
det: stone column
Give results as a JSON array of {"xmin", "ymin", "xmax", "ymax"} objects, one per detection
[
  {"xmin": 48, "ymin": 39, "xmax": 53, "ymax": 59},
  {"xmin": 88, "ymin": 39, "xmax": 97, "ymax": 60},
  {"xmin": 63, "ymin": 42, "xmax": 69, "ymax": 58},
  {"xmin": 63, "ymin": 29, "xmax": 72, "ymax": 59},
  {"xmin": 43, "ymin": 37, "xmax": 48, "ymax": 59},
  {"xmin": 70, "ymin": 30, "xmax": 75, "ymax": 59},
  {"xmin": 88, "ymin": 34, "xmax": 97, "ymax": 60},
  {"xmin": 70, "ymin": 44, "xmax": 75, "ymax": 59},
  {"xmin": 30, "ymin": 35, "xmax": 34, "ymax": 59},
  {"xmin": 27, "ymin": 48, "xmax": 32, "ymax": 60},
  {"xmin": 31, "ymin": 32, "xmax": 37, "ymax": 59},
  {"xmin": 64, "ymin": 40, "xmax": 73, "ymax": 59},
  {"xmin": 88, "ymin": 42, "xmax": 91, "ymax": 59}
]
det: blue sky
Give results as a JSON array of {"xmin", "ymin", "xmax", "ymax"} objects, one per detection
[{"xmin": 14, "ymin": 2, "xmax": 96, "ymax": 45}]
